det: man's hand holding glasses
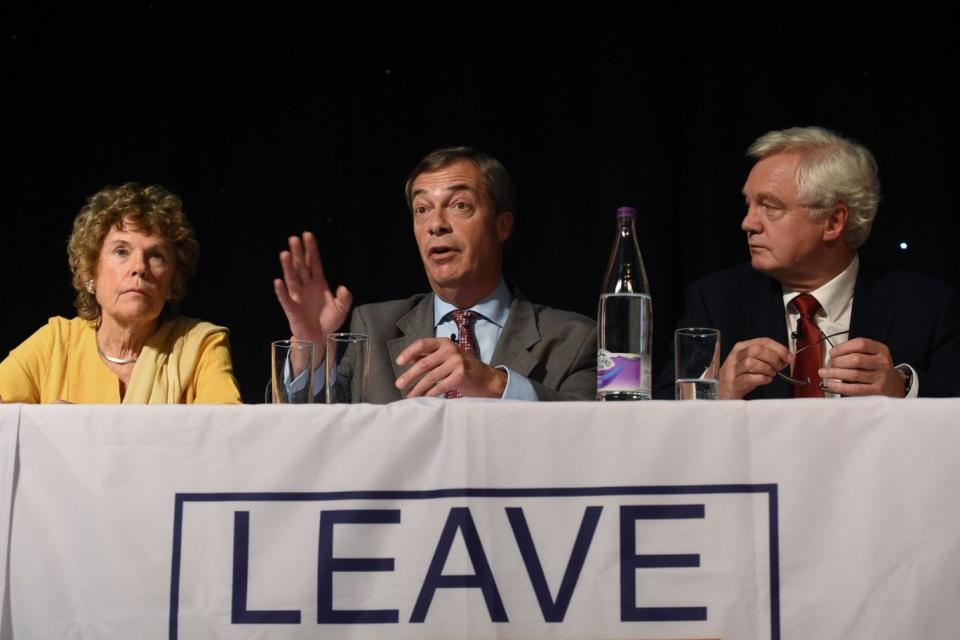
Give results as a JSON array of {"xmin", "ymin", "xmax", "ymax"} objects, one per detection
[
  {"xmin": 777, "ymin": 330, "xmax": 906, "ymax": 397},
  {"xmin": 718, "ymin": 337, "xmax": 793, "ymax": 399},
  {"xmin": 719, "ymin": 330, "xmax": 909, "ymax": 399},
  {"xmin": 818, "ymin": 337, "xmax": 907, "ymax": 397}
]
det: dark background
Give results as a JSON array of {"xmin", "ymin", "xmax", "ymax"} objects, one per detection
[{"xmin": 3, "ymin": 2, "xmax": 958, "ymax": 402}]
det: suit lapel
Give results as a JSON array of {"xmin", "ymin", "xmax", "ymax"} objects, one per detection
[
  {"xmin": 387, "ymin": 294, "xmax": 435, "ymax": 380},
  {"xmin": 385, "ymin": 287, "xmax": 542, "ymax": 379},
  {"xmin": 491, "ymin": 294, "xmax": 541, "ymax": 377},
  {"xmin": 849, "ymin": 271, "xmax": 895, "ymax": 344}
]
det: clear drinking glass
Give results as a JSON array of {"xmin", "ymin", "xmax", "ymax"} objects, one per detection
[
  {"xmin": 674, "ymin": 328, "xmax": 721, "ymax": 400},
  {"xmin": 271, "ymin": 340, "xmax": 316, "ymax": 404},
  {"xmin": 325, "ymin": 333, "xmax": 370, "ymax": 403}
]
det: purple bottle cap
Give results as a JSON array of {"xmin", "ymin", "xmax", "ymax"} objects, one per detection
[{"xmin": 616, "ymin": 206, "xmax": 637, "ymax": 219}]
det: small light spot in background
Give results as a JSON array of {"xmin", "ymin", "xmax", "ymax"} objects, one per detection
[{"xmin": 899, "ymin": 242, "xmax": 908, "ymax": 250}]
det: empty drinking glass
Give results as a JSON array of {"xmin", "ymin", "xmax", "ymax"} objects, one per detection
[
  {"xmin": 325, "ymin": 333, "xmax": 370, "ymax": 403},
  {"xmin": 271, "ymin": 340, "xmax": 316, "ymax": 404}
]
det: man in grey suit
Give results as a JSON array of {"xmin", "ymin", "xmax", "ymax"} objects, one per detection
[{"xmin": 274, "ymin": 147, "xmax": 596, "ymax": 402}]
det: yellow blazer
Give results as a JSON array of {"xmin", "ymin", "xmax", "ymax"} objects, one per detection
[{"xmin": 0, "ymin": 316, "xmax": 241, "ymax": 404}]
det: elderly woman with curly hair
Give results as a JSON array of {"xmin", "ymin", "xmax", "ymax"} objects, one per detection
[{"xmin": 0, "ymin": 183, "xmax": 241, "ymax": 404}]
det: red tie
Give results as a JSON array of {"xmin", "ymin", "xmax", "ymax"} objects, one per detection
[
  {"xmin": 790, "ymin": 293, "xmax": 824, "ymax": 398},
  {"xmin": 445, "ymin": 309, "xmax": 479, "ymax": 399}
]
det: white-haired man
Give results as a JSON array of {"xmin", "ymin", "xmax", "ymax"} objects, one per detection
[{"xmin": 655, "ymin": 126, "xmax": 960, "ymax": 399}]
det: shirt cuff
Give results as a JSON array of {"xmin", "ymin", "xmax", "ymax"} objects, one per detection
[
  {"xmin": 895, "ymin": 363, "xmax": 919, "ymax": 398},
  {"xmin": 283, "ymin": 357, "xmax": 326, "ymax": 397},
  {"xmin": 497, "ymin": 366, "xmax": 538, "ymax": 401}
]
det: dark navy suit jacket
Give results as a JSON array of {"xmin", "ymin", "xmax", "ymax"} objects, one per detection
[{"xmin": 654, "ymin": 262, "xmax": 960, "ymax": 399}]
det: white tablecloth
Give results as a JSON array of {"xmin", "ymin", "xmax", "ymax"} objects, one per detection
[{"xmin": 1, "ymin": 398, "xmax": 958, "ymax": 639}]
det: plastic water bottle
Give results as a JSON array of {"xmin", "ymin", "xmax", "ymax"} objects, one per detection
[{"xmin": 597, "ymin": 206, "xmax": 652, "ymax": 400}]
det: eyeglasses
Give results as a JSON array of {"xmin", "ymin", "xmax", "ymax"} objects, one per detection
[{"xmin": 777, "ymin": 330, "xmax": 849, "ymax": 386}]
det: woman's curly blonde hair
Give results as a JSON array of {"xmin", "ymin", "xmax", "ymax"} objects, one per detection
[{"xmin": 67, "ymin": 183, "xmax": 200, "ymax": 320}]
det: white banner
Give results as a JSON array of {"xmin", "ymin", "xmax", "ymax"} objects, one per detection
[
  {"xmin": 0, "ymin": 405, "xmax": 19, "ymax": 636},
  {"xmin": 5, "ymin": 399, "xmax": 960, "ymax": 639}
]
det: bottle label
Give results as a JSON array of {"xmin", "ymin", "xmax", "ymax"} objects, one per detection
[{"xmin": 597, "ymin": 350, "xmax": 651, "ymax": 393}]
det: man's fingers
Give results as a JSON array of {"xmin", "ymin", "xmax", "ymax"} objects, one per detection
[
  {"xmin": 395, "ymin": 353, "xmax": 438, "ymax": 389},
  {"xmin": 396, "ymin": 338, "xmax": 448, "ymax": 367},
  {"xmin": 273, "ymin": 278, "xmax": 294, "ymax": 310},
  {"xmin": 821, "ymin": 335, "xmax": 902, "ymax": 398},
  {"xmin": 739, "ymin": 372, "xmax": 776, "ymax": 387},
  {"xmin": 424, "ymin": 374, "xmax": 452, "ymax": 398},
  {"xmin": 743, "ymin": 344, "xmax": 792, "ymax": 370},
  {"xmin": 739, "ymin": 356, "xmax": 780, "ymax": 378},
  {"xmin": 302, "ymin": 231, "xmax": 316, "ymax": 272},
  {"xmin": 395, "ymin": 342, "xmax": 449, "ymax": 388},
  {"xmin": 819, "ymin": 367, "xmax": 871, "ymax": 384},
  {"xmin": 401, "ymin": 354, "xmax": 454, "ymax": 396},
  {"xmin": 729, "ymin": 338, "xmax": 792, "ymax": 370},
  {"xmin": 719, "ymin": 338, "xmax": 790, "ymax": 399},
  {"xmin": 828, "ymin": 352, "xmax": 878, "ymax": 371},
  {"xmin": 828, "ymin": 338, "xmax": 894, "ymax": 379},
  {"xmin": 395, "ymin": 339, "xmax": 464, "ymax": 394},
  {"xmin": 303, "ymin": 231, "xmax": 328, "ymax": 284},
  {"xmin": 407, "ymin": 361, "xmax": 458, "ymax": 398},
  {"xmin": 822, "ymin": 379, "xmax": 873, "ymax": 397},
  {"xmin": 395, "ymin": 343, "xmax": 429, "ymax": 368},
  {"xmin": 334, "ymin": 285, "xmax": 354, "ymax": 314},
  {"xmin": 288, "ymin": 235, "xmax": 312, "ymax": 283},
  {"xmin": 718, "ymin": 370, "xmax": 773, "ymax": 400},
  {"xmin": 829, "ymin": 337, "xmax": 886, "ymax": 358},
  {"xmin": 279, "ymin": 251, "xmax": 302, "ymax": 298}
]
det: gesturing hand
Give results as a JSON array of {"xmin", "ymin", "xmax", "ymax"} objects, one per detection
[
  {"xmin": 394, "ymin": 338, "xmax": 507, "ymax": 398},
  {"xmin": 718, "ymin": 337, "xmax": 793, "ymax": 399},
  {"xmin": 273, "ymin": 231, "xmax": 353, "ymax": 345}
]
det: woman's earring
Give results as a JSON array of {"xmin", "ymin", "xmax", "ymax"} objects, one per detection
[{"xmin": 85, "ymin": 280, "xmax": 95, "ymax": 294}]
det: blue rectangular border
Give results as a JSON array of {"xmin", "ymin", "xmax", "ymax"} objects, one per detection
[{"xmin": 169, "ymin": 484, "xmax": 779, "ymax": 640}]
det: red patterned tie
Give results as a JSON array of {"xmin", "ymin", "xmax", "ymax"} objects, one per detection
[
  {"xmin": 790, "ymin": 293, "xmax": 824, "ymax": 398},
  {"xmin": 445, "ymin": 309, "xmax": 479, "ymax": 399}
]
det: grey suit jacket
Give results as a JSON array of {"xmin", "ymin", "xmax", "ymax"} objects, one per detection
[{"xmin": 329, "ymin": 289, "xmax": 597, "ymax": 402}]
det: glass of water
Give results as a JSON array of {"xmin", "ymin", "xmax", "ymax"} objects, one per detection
[
  {"xmin": 325, "ymin": 333, "xmax": 370, "ymax": 403},
  {"xmin": 271, "ymin": 340, "xmax": 316, "ymax": 403},
  {"xmin": 674, "ymin": 328, "xmax": 720, "ymax": 400}
]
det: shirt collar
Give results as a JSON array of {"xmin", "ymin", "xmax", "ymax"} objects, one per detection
[
  {"xmin": 434, "ymin": 279, "xmax": 513, "ymax": 329},
  {"xmin": 781, "ymin": 254, "xmax": 859, "ymax": 321}
]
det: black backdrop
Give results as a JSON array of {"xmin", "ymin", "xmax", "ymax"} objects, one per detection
[{"xmin": 4, "ymin": 3, "xmax": 958, "ymax": 402}]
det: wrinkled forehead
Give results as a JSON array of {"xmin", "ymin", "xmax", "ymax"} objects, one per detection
[
  {"xmin": 411, "ymin": 159, "xmax": 486, "ymax": 200},
  {"xmin": 101, "ymin": 218, "xmax": 166, "ymax": 246}
]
